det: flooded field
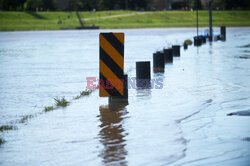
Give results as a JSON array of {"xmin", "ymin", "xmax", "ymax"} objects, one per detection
[{"xmin": 0, "ymin": 27, "xmax": 250, "ymax": 166}]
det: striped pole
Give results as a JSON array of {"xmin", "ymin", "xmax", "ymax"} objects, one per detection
[{"xmin": 99, "ymin": 33, "xmax": 125, "ymax": 97}]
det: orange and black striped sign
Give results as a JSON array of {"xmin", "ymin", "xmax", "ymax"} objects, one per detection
[{"xmin": 99, "ymin": 33, "xmax": 124, "ymax": 97}]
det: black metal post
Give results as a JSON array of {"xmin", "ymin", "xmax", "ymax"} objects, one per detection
[
  {"xmin": 220, "ymin": 26, "xmax": 226, "ymax": 41},
  {"xmin": 196, "ymin": 0, "xmax": 199, "ymax": 36},
  {"xmin": 153, "ymin": 52, "xmax": 165, "ymax": 73},
  {"xmin": 136, "ymin": 62, "xmax": 151, "ymax": 88},
  {"xmin": 163, "ymin": 48, "xmax": 173, "ymax": 63},
  {"xmin": 172, "ymin": 45, "xmax": 180, "ymax": 57},
  {"xmin": 209, "ymin": 2, "xmax": 213, "ymax": 42}
]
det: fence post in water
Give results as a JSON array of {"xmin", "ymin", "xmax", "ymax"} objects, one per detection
[
  {"xmin": 209, "ymin": 2, "xmax": 213, "ymax": 42},
  {"xmin": 153, "ymin": 52, "xmax": 164, "ymax": 73},
  {"xmin": 183, "ymin": 43, "xmax": 188, "ymax": 50},
  {"xmin": 136, "ymin": 62, "xmax": 151, "ymax": 88},
  {"xmin": 194, "ymin": 36, "xmax": 201, "ymax": 46},
  {"xmin": 202, "ymin": 36, "xmax": 206, "ymax": 44},
  {"xmin": 172, "ymin": 45, "xmax": 180, "ymax": 57},
  {"xmin": 220, "ymin": 26, "xmax": 226, "ymax": 41},
  {"xmin": 163, "ymin": 48, "xmax": 173, "ymax": 63}
]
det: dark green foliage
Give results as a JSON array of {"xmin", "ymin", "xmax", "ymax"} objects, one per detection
[
  {"xmin": 0, "ymin": 0, "xmax": 26, "ymax": 11},
  {"xmin": 212, "ymin": 0, "xmax": 250, "ymax": 10},
  {"xmin": 44, "ymin": 106, "xmax": 54, "ymax": 112},
  {"xmin": 74, "ymin": 89, "xmax": 93, "ymax": 100},
  {"xmin": 19, "ymin": 115, "xmax": 34, "ymax": 123},
  {"xmin": 190, "ymin": 0, "xmax": 203, "ymax": 10},
  {"xmin": 0, "ymin": 137, "xmax": 5, "ymax": 145},
  {"xmin": 54, "ymin": 97, "xmax": 70, "ymax": 107},
  {"xmin": 0, "ymin": 125, "xmax": 17, "ymax": 132},
  {"xmin": 184, "ymin": 39, "xmax": 192, "ymax": 45},
  {"xmin": 23, "ymin": 0, "xmax": 56, "ymax": 11},
  {"xmin": 0, "ymin": 0, "xmax": 56, "ymax": 11},
  {"xmin": 0, "ymin": 0, "xmax": 249, "ymax": 11}
]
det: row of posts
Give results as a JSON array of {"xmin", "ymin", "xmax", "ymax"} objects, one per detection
[
  {"xmin": 130, "ymin": 26, "xmax": 226, "ymax": 95},
  {"xmin": 117, "ymin": 25, "xmax": 226, "ymax": 101},
  {"xmin": 194, "ymin": 26, "xmax": 226, "ymax": 47},
  {"xmin": 194, "ymin": 3, "xmax": 226, "ymax": 47},
  {"xmin": 109, "ymin": 40, "xmax": 182, "ymax": 102},
  {"xmin": 111, "ymin": 4, "xmax": 226, "ymax": 103},
  {"xmin": 135, "ymin": 45, "xmax": 181, "ymax": 88}
]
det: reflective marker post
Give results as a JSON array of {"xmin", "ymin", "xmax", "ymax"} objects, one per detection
[{"xmin": 99, "ymin": 32, "xmax": 127, "ymax": 99}]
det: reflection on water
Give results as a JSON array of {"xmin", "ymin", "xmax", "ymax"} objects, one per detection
[
  {"xmin": 196, "ymin": 47, "xmax": 200, "ymax": 54},
  {"xmin": 153, "ymin": 72, "xmax": 165, "ymax": 78},
  {"xmin": 98, "ymin": 99, "xmax": 128, "ymax": 166},
  {"xmin": 136, "ymin": 88, "xmax": 152, "ymax": 100},
  {"xmin": 209, "ymin": 42, "xmax": 213, "ymax": 55},
  {"xmin": 0, "ymin": 28, "xmax": 250, "ymax": 166}
]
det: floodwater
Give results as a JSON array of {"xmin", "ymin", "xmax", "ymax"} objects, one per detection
[{"xmin": 0, "ymin": 27, "xmax": 250, "ymax": 166}]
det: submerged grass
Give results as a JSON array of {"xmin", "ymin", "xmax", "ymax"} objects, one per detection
[
  {"xmin": 74, "ymin": 89, "xmax": 93, "ymax": 100},
  {"xmin": 184, "ymin": 39, "xmax": 193, "ymax": 45},
  {"xmin": 54, "ymin": 97, "xmax": 70, "ymax": 108},
  {"xmin": 43, "ymin": 106, "xmax": 54, "ymax": 112},
  {"xmin": 0, "ymin": 89, "xmax": 95, "ymax": 145},
  {"xmin": 19, "ymin": 115, "xmax": 34, "ymax": 123},
  {"xmin": 241, "ymin": 44, "xmax": 250, "ymax": 48},
  {"xmin": 0, "ymin": 125, "xmax": 18, "ymax": 132},
  {"xmin": 0, "ymin": 137, "xmax": 5, "ymax": 145}
]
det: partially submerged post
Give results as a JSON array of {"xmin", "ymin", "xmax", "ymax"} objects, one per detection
[
  {"xmin": 221, "ymin": 26, "xmax": 226, "ymax": 41},
  {"xmin": 183, "ymin": 43, "xmax": 188, "ymax": 50},
  {"xmin": 153, "ymin": 52, "xmax": 164, "ymax": 73},
  {"xmin": 194, "ymin": 36, "xmax": 202, "ymax": 46},
  {"xmin": 163, "ymin": 48, "xmax": 173, "ymax": 62},
  {"xmin": 99, "ymin": 33, "xmax": 128, "ymax": 100},
  {"xmin": 109, "ymin": 74, "xmax": 128, "ymax": 102},
  {"xmin": 209, "ymin": 1, "xmax": 213, "ymax": 42},
  {"xmin": 201, "ymin": 36, "xmax": 206, "ymax": 44},
  {"xmin": 172, "ymin": 45, "xmax": 180, "ymax": 57},
  {"xmin": 136, "ymin": 62, "xmax": 151, "ymax": 88}
]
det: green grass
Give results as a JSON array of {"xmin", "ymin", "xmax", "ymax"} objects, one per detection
[
  {"xmin": 74, "ymin": 89, "xmax": 93, "ymax": 100},
  {"xmin": 19, "ymin": 115, "xmax": 34, "ymax": 123},
  {"xmin": 0, "ymin": 125, "xmax": 18, "ymax": 132},
  {"xmin": 184, "ymin": 39, "xmax": 193, "ymax": 45},
  {"xmin": 0, "ymin": 89, "xmax": 95, "ymax": 145},
  {"xmin": 0, "ymin": 10, "xmax": 250, "ymax": 31},
  {"xmin": 54, "ymin": 97, "xmax": 70, "ymax": 108},
  {"xmin": 43, "ymin": 106, "xmax": 54, "ymax": 112}
]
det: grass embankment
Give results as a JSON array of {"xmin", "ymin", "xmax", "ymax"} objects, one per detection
[{"xmin": 0, "ymin": 10, "xmax": 250, "ymax": 31}]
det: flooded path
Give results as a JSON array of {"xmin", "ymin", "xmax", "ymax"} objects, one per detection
[{"xmin": 0, "ymin": 28, "xmax": 250, "ymax": 165}]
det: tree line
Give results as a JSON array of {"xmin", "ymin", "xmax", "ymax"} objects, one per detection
[
  {"xmin": 0, "ymin": 0, "xmax": 249, "ymax": 11},
  {"xmin": 0, "ymin": 0, "xmax": 152, "ymax": 11}
]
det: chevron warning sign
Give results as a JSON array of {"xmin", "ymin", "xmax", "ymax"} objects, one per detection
[{"xmin": 99, "ymin": 32, "xmax": 124, "ymax": 97}]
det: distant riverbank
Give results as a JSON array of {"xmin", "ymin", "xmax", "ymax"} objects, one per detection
[{"xmin": 0, "ymin": 10, "xmax": 250, "ymax": 31}]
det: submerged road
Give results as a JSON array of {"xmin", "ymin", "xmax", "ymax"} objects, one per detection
[{"xmin": 0, "ymin": 27, "xmax": 250, "ymax": 166}]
